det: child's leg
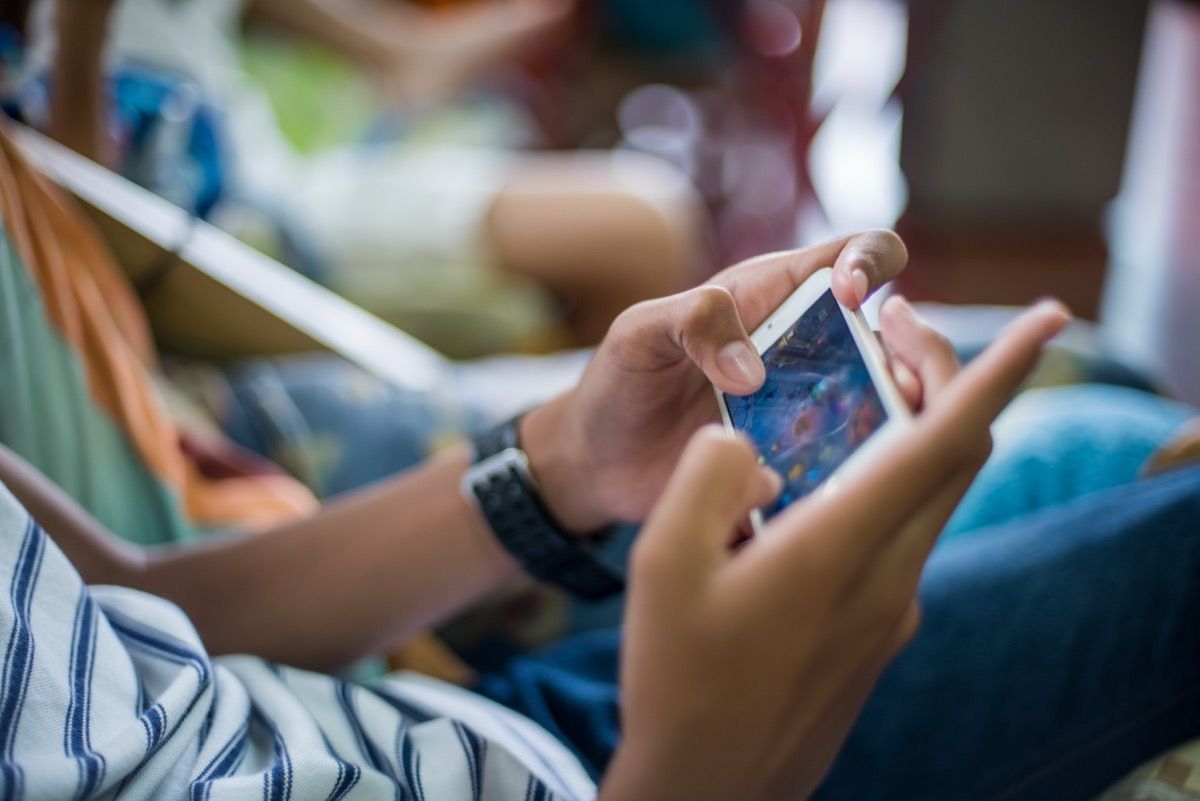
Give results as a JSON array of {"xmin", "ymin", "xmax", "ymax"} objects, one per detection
[
  {"xmin": 816, "ymin": 464, "xmax": 1200, "ymax": 801},
  {"xmin": 943, "ymin": 384, "xmax": 1195, "ymax": 540},
  {"xmin": 488, "ymin": 150, "xmax": 708, "ymax": 343}
]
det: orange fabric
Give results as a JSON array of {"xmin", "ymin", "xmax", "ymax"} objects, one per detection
[{"xmin": 0, "ymin": 127, "xmax": 317, "ymax": 529}]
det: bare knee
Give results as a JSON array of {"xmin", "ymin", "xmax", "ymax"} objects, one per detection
[{"xmin": 488, "ymin": 150, "xmax": 709, "ymax": 296}]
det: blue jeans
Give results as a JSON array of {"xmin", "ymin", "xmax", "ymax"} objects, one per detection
[
  {"xmin": 480, "ymin": 389, "xmax": 1200, "ymax": 799},
  {"xmin": 943, "ymin": 384, "xmax": 1194, "ymax": 539},
  {"xmin": 219, "ymin": 356, "xmax": 479, "ymax": 498}
]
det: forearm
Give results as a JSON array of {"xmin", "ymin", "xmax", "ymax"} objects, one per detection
[
  {"xmin": 0, "ymin": 441, "xmax": 520, "ymax": 672},
  {"xmin": 138, "ymin": 446, "xmax": 520, "ymax": 671},
  {"xmin": 50, "ymin": 3, "xmax": 111, "ymax": 164}
]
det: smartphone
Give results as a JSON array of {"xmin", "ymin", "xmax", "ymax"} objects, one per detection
[{"xmin": 715, "ymin": 267, "xmax": 911, "ymax": 533}]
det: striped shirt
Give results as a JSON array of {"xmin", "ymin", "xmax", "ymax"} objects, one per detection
[{"xmin": 0, "ymin": 483, "xmax": 597, "ymax": 800}]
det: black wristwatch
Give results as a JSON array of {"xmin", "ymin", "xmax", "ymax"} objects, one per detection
[{"xmin": 461, "ymin": 416, "xmax": 625, "ymax": 600}]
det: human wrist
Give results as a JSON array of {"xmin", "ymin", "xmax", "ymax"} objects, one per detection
[
  {"xmin": 519, "ymin": 394, "xmax": 609, "ymax": 535},
  {"xmin": 599, "ymin": 746, "xmax": 685, "ymax": 801}
]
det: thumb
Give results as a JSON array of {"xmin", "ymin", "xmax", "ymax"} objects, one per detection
[
  {"xmin": 679, "ymin": 286, "xmax": 764, "ymax": 394},
  {"xmin": 610, "ymin": 285, "xmax": 764, "ymax": 395},
  {"xmin": 638, "ymin": 426, "xmax": 781, "ymax": 577}
]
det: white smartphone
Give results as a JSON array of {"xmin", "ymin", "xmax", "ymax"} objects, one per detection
[{"xmin": 715, "ymin": 267, "xmax": 912, "ymax": 533}]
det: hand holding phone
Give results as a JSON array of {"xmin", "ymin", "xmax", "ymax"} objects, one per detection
[
  {"xmin": 716, "ymin": 267, "xmax": 911, "ymax": 532},
  {"xmin": 612, "ymin": 298, "xmax": 1070, "ymax": 801}
]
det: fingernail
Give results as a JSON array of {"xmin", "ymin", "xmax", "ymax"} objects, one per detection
[
  {"xmin": 894, "ymin": 359, "xmax": 919, "ymax": 391},
  {"xmin": 884, "ymin": 294, "xmax": 917, "ymax": 323},
  {"xmin": 1033, "ymin": 297, "xmax": 1072, "ymax": 318},
  {"xmin": 1030, "ymin": 299, "xmax": 1072, "ymax": 332},
  {"xmin": 717, "ymin": 340, "xmax": 765, "ymax": 387},
  {"xmin": 851, "ymin": 267, "xmax": 869, "ymax": 304},
  {"xmin": 760, "ymin": 466, "xmax": 784, "ymax": 497}
]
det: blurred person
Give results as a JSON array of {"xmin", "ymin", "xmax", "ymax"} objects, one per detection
[{"xmin": 14, "ymin": 0, "xmax": 706, "ymax": 346}]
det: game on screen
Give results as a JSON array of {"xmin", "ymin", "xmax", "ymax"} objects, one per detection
[{"xmin": 724, "ymin": 289, "xmax": 889, "ymax": 522}]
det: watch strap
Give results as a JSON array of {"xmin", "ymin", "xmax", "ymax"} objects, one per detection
[{"xmin": 464, "ymin": 417, "xmax": 624, "ymax": 601}]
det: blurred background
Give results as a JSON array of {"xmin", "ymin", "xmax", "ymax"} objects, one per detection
[{"xmin": 1, "ymin": 0, "xmax": 1197, "ymax": 403}]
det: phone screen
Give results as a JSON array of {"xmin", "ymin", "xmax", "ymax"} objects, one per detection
[{"xmin": 724, "ymin": 289, "xmax": 889, "ymax": 522}]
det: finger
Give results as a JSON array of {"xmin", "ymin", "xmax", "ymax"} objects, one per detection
[
  {"xmin": 878, "ymin": 296, "xmax": 960, "ymax": 406},
  {"xmin": 921, "ymin": 299, "xmax": 1070, "ymax": 439},
  {"xmin": 877, "ymin": 332, "xmax": 922, "ymax": 410},
  {"xmin": 713, "ymin": 229, "xmax": 908, "ymax": 330},
  {"xmin": 860, "ymin": 300, "xmax": 1067, "ymax": 532},
  {"xmin": 829, "ymin": 230, "xmax": 909, "ymax": 308},
  {"xmin": 612, "ymin": 233, "xmax": 908, "ymax": 389},
  {"xmin": 612, "ymin": 284, "xmax": 765, "ymax": 394},
  {"xmin": 891, "ymin": 358, "xmax": 922, "ymax": 409},
  {"xmin": 637, "ymin": 426, "xmax": 782, "ymax": 577},
  {"xmin": 855, "ymin": 300, "xmax": 1068, "ymax": 538}
]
